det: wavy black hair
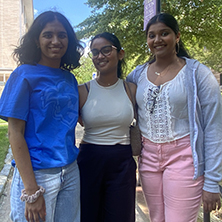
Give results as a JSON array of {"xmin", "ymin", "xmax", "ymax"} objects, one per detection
[
  {"xmin": 14, "ymin": 11, "xmax": 84, "ymax": 71},
  {"xmin": 145, "ymin": 13, "xmax": 190, "ymax": 62},
  {"xmin": 90, "ymin": 32, "xmax": 126, "ymax": 78}
]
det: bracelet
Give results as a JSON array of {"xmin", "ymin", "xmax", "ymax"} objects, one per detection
[{"xmin": 20, "ymin": 185, "xmax": 45, "ymax": 203}]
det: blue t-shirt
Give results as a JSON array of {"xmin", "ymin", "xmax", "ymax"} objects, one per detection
[{"xmin": 0, "ymin": 64, "xmax": 79, "ymax": 170}]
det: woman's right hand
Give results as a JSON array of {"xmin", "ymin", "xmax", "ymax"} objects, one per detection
[
  {"xmin": 25, "ymin": 195, "xmax": 46, "ymax": 222},
  {"xmin": 202, "ymin": 190, "xmax": 221, "ymax": 213}
]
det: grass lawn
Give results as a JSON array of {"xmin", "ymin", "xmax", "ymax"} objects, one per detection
[
  {"xmin": 0, "ymin": 120, "xmax": 9, "ymax": 171},
  {"xmin": 0, "ymin": 119, "xmax": 7, "ymax": 124}
]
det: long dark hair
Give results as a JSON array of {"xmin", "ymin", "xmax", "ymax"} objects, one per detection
[
  {"xmin": 14, "ymin": 11, "xmax": 84, "ymax": 71},
  {"xmin": 145, "ymin": 13, "xmax": 190, "ymax": 62},
  {"xmin": 90, "ymin": 32, "xmax": 126, "ymax": 78}
]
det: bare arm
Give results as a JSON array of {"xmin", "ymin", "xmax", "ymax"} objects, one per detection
[
  {"xmin": 8, "ymin": 118, "xmax": 46, "ymax": 222},
  {"xmin": 78, "ymin": 83, "xmax": 90, "ymax": 126},
  {"xmin": 124, "ymin": 81, "xmax": 137, "ymax": 118},
  {"xmin": 127, "ymin": 82, "xmax": 137, "ymax": 105}
]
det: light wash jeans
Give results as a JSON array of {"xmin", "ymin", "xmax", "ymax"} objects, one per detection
[{"xmin": 10, "ymin": 160, "xmax": 80, "ymax": 222}]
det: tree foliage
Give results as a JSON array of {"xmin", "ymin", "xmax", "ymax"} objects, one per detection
[
  {"xmin": 72, "ymin": 56, "xmax": 96, "ymax": 84},
  {"xmin": 75, "ymin": 0, "xmax": 222, "ymax": 73}
]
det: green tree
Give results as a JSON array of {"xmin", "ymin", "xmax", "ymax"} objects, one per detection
[
  {"xmin": 76, "ymin": 0, "xmax": 222, "ymax": 73},
  {"xmin": 72, "ymin": 56, "xmax": 96, "ymax": 84}
]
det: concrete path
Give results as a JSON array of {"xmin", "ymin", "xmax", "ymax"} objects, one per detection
[{"xmin": 0, "ymin": 173, "xmax": 12, "ymax": 222}]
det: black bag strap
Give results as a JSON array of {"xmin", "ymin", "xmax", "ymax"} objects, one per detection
[{"xmin": 84, "ymin": 82, "xmax": 89, "ymax": 93}]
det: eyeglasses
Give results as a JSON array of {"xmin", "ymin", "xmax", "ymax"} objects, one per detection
[
  {"xmin": 146, "ymin": 88, "xmax": 160, "ymax": 114},
  {"xmin": 88, "ymin": 45, "xmax": 117, "ymax": 59}
]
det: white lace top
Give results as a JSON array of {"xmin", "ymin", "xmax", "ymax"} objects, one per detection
[{"xmin": 136, "ymin": 64, "xmax": 190, "ymax": 143}]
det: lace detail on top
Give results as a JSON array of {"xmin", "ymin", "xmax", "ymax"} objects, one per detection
[{"xmin": 144, "ymin": 82, "xmax": 174, "ymax": 142}]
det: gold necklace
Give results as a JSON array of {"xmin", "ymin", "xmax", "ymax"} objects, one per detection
[
  {"xmin": 154, "ymin": 66, "xmax": 171, "ymax": 76},
  {"xmin": 153, "ymin": 60, "xmax": 178, "ymax": 77},
  {"xmin": 96, "ymin": 78, "xmax": 118, "ymax": 86}
]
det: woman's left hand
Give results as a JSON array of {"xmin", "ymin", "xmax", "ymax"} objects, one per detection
[{"xmin": 202, "ymin": 190, "xmax": 221, "ymax": 213}]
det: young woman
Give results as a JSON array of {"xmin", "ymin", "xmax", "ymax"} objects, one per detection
[
  {"xmin": 77, "ymin": 32, "xmax": 137, "ymax": 222},
  {"xmin": 0, "ymin": 11, "xmax": 83, "ymax": 222},
  {"xmin": 127, "ymin": 13, "xmax": 222, "ymax": 222}
]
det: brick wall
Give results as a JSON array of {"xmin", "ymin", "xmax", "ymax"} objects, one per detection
[
  {"xmin": 0, "ymin": 0, "xmax": 33, "ymax": 94},
  {"xmin": 0, "ymin": 0, "xmax": 21, "ymax": 70}
]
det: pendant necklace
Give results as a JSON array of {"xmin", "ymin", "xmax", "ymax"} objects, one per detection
[
  {"xmin": 96, "ymin": 78, "xmax": 111, "ymax": 86},
  {"xmin": 96, "ymin": 78, "xmax": 118, "ymax": 86},
  {"xmin": 154, "ymin": 59, "xmax": 178, "ymax": 77},
  {"xmin": 154, "ymin": 64, "xmax": 172, "ymax": 77}
]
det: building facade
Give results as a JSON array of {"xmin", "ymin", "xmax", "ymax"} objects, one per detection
[{"xmin": 0, "ymin": 0, "xmax": 33, "ymax": 93}]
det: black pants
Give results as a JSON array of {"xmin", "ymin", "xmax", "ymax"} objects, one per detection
[{"xmin": 77, "ymin": 143, "xmax": 136, "ymax": 222}]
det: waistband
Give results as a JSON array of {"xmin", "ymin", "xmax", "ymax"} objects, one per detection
[{"xmin": 142, "ymin": 134, "xmax": 190, "ymax": 145}]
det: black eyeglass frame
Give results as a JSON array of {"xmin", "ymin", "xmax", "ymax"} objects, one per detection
[{"xmin": 88, "ymin": 45, "xmax": 117, "ymax": 59}]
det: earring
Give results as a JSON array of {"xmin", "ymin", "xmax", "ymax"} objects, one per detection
[{"xmin": 176, "ymin": 42, "xmax": 180, "ymax": 54}]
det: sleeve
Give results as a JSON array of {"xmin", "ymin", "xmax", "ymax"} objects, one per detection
[
  {"xmin": 197, "ymin": 64, "xmax": 222, "ymax": 192},
  {"xmin": 126, "ymin": 64, "xmax": 147, "ymax": 84},
  {"xmin": 0, "ymin": 69, "xmax": 30, "ymax": 121},
  {"xmin": 126, "ymin": 69, "xmax": 136, "ymax": 83}
]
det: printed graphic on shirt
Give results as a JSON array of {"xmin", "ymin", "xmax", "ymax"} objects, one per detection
[{"xmin": 41, "ymin": 81, "xmax": 78, "ymax": 127}]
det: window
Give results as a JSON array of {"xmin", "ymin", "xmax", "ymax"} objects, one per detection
[{"xmin": 0, "ymin": 69, "xmax": 13, "ymax": 85}]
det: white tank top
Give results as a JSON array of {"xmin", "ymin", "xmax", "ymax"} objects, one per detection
[{"xmin": 81, "ymin": 79, "xmax": 134, "ymax": 145}]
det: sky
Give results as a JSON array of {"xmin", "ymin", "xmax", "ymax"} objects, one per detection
[{"xmin": 33, "ymin": 0, "xmax": 92, "ymax": 28}]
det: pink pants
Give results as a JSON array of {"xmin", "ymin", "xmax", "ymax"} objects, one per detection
[{"xmin": 139, "ymin": 135, "xmax": 204, "ymax": 222}]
